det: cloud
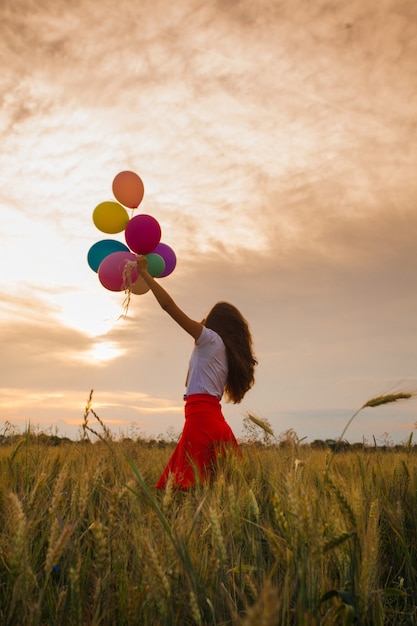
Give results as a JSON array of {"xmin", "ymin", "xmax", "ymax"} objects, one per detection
[
  {"xmin": 0, "ymin": 386, "xmax": 183, "ymax": 439},
  {"xmin": 0, "ymin": 321, "xmax": 89, "ymax": 385},
  {"xmin": 2, "ymin": 0, "xmax": 416, "ymax": 258}
]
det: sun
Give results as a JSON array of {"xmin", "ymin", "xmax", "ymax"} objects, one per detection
[{"xmin": 76, "ymin": 340, "xmax": 124, "ymax": 365}]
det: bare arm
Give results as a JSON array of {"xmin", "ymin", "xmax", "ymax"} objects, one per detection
[{"xmin": 136, "ymin": 256, "xmax": 203, "ymax": 341}]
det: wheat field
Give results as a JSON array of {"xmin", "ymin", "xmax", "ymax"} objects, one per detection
[{"xmin": 0, "ymin": 402, "xmax": 416, "ymax": 625}]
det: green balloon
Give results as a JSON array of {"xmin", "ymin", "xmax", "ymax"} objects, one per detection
[{"xmin": 146, "ymin": 253, "xmax": 165, "ymax": 277}]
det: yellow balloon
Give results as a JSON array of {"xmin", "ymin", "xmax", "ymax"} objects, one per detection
[{"xmin": 92, "ymin": 201, "xmax": 129, "ymax": 234}]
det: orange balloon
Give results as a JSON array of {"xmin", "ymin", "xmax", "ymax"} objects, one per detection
[
  {"xmin": 112, "ymin": 171, "xmax": 145, "ymax": 208},
  {"xmin": 131, "ymin": 275, "xmax": 150, "ymax": 295}
]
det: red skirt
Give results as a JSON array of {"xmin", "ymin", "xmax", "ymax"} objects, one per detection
[{"xmin": 156, "ymin": 394, "xmax": 240, "ymax": 489}]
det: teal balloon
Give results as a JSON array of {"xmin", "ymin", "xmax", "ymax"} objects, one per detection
[
  {"xmin": 87, "ymin": 239, "xmax": 130, "ymax": 273},
  {"xmin": 146, "ymin": 253, "xmax": 165, "ymax": 277}
]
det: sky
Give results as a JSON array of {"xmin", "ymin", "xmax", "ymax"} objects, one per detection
[{"xmin": 1, "ymin": 0, "xmax": 417, "ymax": 444}]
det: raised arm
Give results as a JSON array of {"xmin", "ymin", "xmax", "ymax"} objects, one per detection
[{"xmin": 136, "ymin": 255, "xmax": 203, "ymax": 341}]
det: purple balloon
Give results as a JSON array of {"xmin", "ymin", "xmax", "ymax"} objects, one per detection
[
  {"xmin": 98, "ymin": 251, "xmax": 137, "ymax": 292},
  {"xmin": 152, "ymin": 242, "xmax": 177, "ymax": 277},
  {"xmin": 125, "ymin": 214, "xmax": 161, "ymax": 254}
]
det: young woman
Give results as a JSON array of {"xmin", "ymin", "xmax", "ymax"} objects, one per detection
[{"xmin": 136, "ymin": 255, "xmax": 257, "ymax": 488}]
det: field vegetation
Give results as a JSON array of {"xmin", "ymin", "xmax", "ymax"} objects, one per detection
[{"xmin": 0, "ymin": 393, "xmax": 416, "ymax": 625}]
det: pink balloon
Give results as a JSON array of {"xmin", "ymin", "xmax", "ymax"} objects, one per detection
[
  {"xmin": 152, "ymin": 242, "xmax": 177, "ymax": 277},
  {"xmin": 125, "ymin": 214, "xmax": 161, "ymax": 254},
  {"xmin": 98, "ymin": 251, "xmax": 138, "ymax": 292},
  {"xmin": 112, "ymin": 171, "xmax": 144, "ymax": 208}
]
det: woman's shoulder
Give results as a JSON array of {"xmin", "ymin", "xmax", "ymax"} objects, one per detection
[{"xmin": 197, "ymin": 326, "xmax": 222, "ymax": 346}]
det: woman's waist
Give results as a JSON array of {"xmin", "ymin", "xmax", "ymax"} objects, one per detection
[
  {"xmin": 184, "ymin": 393, "xmax": 224, "ymax": 418},
  {"xmin": 184, "ymin": 392, "xmax": 222, "ymax": 404},
  {"xmin": 185, "ymin": 393, "xmax": 221, "ymax": 404}
]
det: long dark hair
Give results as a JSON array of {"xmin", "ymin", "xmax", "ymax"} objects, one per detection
[{"xmin": 204, "ymin": 302, "xmax": 257, "ymax": 403}]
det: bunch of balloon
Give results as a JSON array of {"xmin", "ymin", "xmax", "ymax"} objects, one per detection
[{"xmin": 87, "ymin": 170, "xmax": 177, "ymax": 296}]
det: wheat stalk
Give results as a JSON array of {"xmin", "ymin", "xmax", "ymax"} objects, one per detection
[
  {"xmin": 189, "ymin": 590, "xmax": 203, "ymax": 626},
  {"xmin": 82, "ymin": 389, "xmax": 115, "ymax": 442},
  {"xmin": 7, "ymin": 494, "xmax": 37, "ymax": 621},
  {"xmin": 342, "ymin": 392, "xmax": 414, "ymax": 443},
  {"xmin": 246, "ymin": 414, "xmax": 275, "ymax": 438},
  {"xmin": 8, "ymin": 493, "xmax": 28, "ymax": 578},
  {"xmin": 247, "ymin": 488, "xmax": 260, "ymax": 522},
  {"xmin": 326, "ymin": 391, "xmax": 415, "ymax": 473},
  {"xmin": 241, "ymin": 579, "xmax": 280, "ymax": 625},
  {"xmin": 90, "ymin": 521, "xmax": 108, "ymax": 573},
  {"xmin": 82, "ymin": 389, "xmax": 94, "ymax": 439},
  {"xmin": 208, "ymin": 507, "xmax": 227, "ymax": 566},
  {"xmin": 362, "ymin": 392, "xmax": 412, "ymax": 408},
  {"xmin": 143, "ymin": 537, "xmax": 171, "ymax": 598},
  {"xmin": 69, "ymin": 556, "xmax": 82, "ymax": 624},
  {"xmin": 45, "ymin": 524, "xmax": 74, "ymax": 574}
]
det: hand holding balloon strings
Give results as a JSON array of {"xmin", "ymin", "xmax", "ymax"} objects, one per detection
[
  {"xmin": 87, "ymin": 170, "xmax": 177, "ymax": 315},
  {"xmin": 136, "ymin": 254, "xmax": 149, "ymax": 274}
]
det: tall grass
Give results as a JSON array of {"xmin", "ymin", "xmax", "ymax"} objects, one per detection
[{"xmin": 0, "ymin": 401, "xmax": 416, "ymax": 624}]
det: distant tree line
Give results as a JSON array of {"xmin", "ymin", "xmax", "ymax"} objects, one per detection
[{"xmin": 0, "ymin": 428, "xmax": 415, "ymax": 453}]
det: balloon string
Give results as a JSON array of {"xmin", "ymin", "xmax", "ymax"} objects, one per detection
[
  {"xmin": 121, "ymin": 260, "xmax": 137, "ymax": 317},
  {"xmin": 121, "ymin": 290, "xmax": 131, "ymax": 318}
]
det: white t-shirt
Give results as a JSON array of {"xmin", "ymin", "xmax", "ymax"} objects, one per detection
[{"xmin": 184, "ymin": 326, "xmax": 228, "ymax": 399}]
